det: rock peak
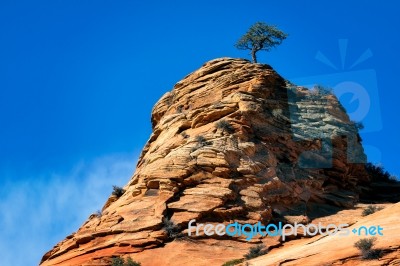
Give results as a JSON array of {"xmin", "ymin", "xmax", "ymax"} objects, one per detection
[{"xmin": 40, "ymin": 58, "xmax": 368, "ymax": 266}]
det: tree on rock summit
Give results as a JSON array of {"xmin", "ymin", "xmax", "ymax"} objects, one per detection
[{"xmin": 235, "ymin": 22, "xmax": 288, "ymax": 63}]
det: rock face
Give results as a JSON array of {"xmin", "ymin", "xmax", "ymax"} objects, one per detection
[
  {"xmin": 40, "ymin": 58, "xmax": 369, "ymax": 266},
  {"xmin": 248, "ymin": 202, "xmax": 400, "ymax": 266}
]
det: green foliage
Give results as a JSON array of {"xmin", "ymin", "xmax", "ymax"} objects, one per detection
[
  {"xmin": 191, "ymin": 135, "xmax": 209, "ymax": 152},
  {"xmin": 362, "ymin": 205, "xmax": 383, "ymax": 216},
  {"xmin": 125, "ymin": 257, "xmax": 141, "ymax": 266},
  {"xmin": 365, "ymin": 163, "xmax": 397, "ymax": 183},
  {"xmin": 361, "ymin": 249, "xmax": 382, "ymax": 260},
  {"xmin": 221, "ymin": 258, "xmax": 244, "ymax": 266},
  {"xmin": 391, "ymin": 175, "xmax": 399, "ymax": 182},
  {"xmin": 354, "ymin": 238, "xmax": 381, "ymax": 260},
  {"xmin": 112, "ymin": 185, "xmax": 126, "ymax": 197},
  {"xmin": 111, "ymin": 257, "xmax": 141, "ymax": 266},
  {"xmin": 353, "ymin": 121, "xmax": 364, "ymax": 131},
  {"xmin": 162, "ymin": 217, "xmax": 183, "ymax": 239},
  {"xmin": 216, "ymin": 120, "xmax": 234, "ymax": 133},
  {"xmin": 235, "ymin": 22, "xmax": 288, "ymax": 63},
  {"xmin": 244, "ymin": 244, "xmax": 267, "ymax": 260},
  {"xmin": 354, "ymin": 237, "xmax": 376, "ymax": 251},
  {"xmin": 111, "ymin": 257, "xmax": 124, "ymax": 266},
  {"xmin": 195, "ymin": 135, "xmax": 207, "ymax": 147}
]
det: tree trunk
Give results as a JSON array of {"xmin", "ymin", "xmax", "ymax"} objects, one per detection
[{"xmin": 251, "ymin": 49, "xmax": 257, "ymax": 63}]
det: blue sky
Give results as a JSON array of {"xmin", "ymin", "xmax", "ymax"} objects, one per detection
[{"xmin": 0, "ymin": 1, "xmax": 399, "ymax": 265}]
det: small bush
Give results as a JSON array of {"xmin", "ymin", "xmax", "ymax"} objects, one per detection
[
  {"xmin": 112, "ymin": 185, "xmax": 125, "ymax": 197},
  {"xmin": 191, "ymin": 135, "xmax": 209, "ymax": 152},
  {"xmin": 222, "ymin": 258, "xmax": 244, "ymax": 266},
  {"xmin": 216, "ymin": 120, "xmax": 234, "ymax": 133},
  {"xmin": 362, "ymin": 205, "xmax": 383, "ymax": 216},
  {"xmin": 244, "ymin": 244, "xmax": 267, "ymax": 260},
  {"xmin": 354, "ymin": 237, "xmax": 381, "ymax": 260},
  {"xmin": 111, "ymin": 257, "xmax": 141, "ymax": 266},
  {"xmin": 365, "ymin": 163, "xmax": 395, "ymax": 183},
  {"xmin": 354, "ymin": 237, "xmax": 375, "ymax": 251},
  {"xmin": 125, "ymin": 257, "xmax": 141, "ymax": 266},
  {"xmin": 352, "ymin": 121, "xmax": 364, "ymax": 131},
  {"xmin": 195, "ymin": 135, "xmax": 207, "ymax": 146},
  {"xmin": 162, "ymin": 217, "xmax": 183, "ymax": 239},
  {"xmin": 111, "ymin": 257, "xmax": 124, "ymax": 266}
]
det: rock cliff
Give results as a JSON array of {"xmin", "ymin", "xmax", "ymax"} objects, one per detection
[{"xmin": 40, "ymin": 58, "xmax": 371, "ymax": 266}]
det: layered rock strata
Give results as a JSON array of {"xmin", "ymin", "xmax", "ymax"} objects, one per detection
[{"xmin": 41, "ymin": 58, "xmax": 368, "ymax": 266}]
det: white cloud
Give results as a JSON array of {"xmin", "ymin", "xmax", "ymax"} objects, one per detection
[{"xmin": 0, "ymin": 153, "xmax": 137, "ymax": 266}]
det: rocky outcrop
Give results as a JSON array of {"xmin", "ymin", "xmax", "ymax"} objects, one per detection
[
  {"xmin": 40, "ymin": 58, "xmax": 369, "ymax": 266},
  {"xmin": 248, "ymin": 202, "xmax": 400, "ymax": 266}
]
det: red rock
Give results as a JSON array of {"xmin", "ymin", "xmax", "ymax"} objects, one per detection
[{"xmin": 40, "ymin": 58, "xmax": 374, "ymax": 266}]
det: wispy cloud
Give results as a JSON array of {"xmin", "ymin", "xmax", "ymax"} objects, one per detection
[{"xmin": 0, "ymin": 153, "xmax": 137, "ymax": 266}]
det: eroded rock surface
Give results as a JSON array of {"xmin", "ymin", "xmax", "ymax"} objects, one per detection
[
  {"xmin": 40, "ymin": 58, "xmax": 370, "ymax": 266},
  {"xmin": 249, "ymin": 202, "xmax": 400, "ymax": 266}
]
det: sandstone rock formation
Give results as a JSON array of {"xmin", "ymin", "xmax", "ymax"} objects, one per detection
[
  {"xmin": 40, "ymin": 58, "xmax": 371, "ymax": 266},
  {"xmin": 248, "ymin": 202, "xmax": 400, "ymax": 266}
]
